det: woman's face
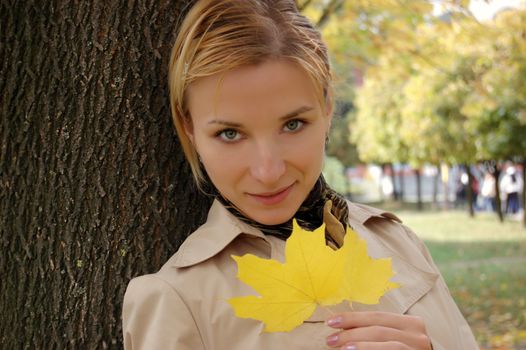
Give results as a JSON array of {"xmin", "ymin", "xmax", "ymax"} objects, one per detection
[{"xmin": 186, "ymin": 60, "xmax": 331, "ymax": 225}]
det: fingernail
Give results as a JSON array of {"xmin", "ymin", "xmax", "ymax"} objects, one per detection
[
  {"xmin": 326, "ymin": 334, "xmax": 339, "ymax": 345},
  {"xmin": 343, "ymin": 346, "xmax": 357, "ymax": 350},
  {"xmin": 326, "ymin": 316, "xmax": 343, "ymax": 327}
]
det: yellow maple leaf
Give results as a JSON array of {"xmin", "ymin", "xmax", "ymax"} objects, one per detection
[
  {"xmin": 338, "ymin": 226, "xmax": 399, "ymax": 305},
  {"xmin": 228, "ymin": 220, "xmax": 398, "ymax": 332}
]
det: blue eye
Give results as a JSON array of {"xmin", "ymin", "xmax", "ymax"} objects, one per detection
[
  {"xmin": 218, "ymin": 129, "xmax": 241, "ymax": 142},
  {"xmin": 284, "ymin": 119, "xmax": 304, "ymax": 132}
]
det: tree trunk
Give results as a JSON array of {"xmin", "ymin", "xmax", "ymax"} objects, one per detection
[
  {"xmin": 387, "ymin": 163, "xmax": 398, "ymax": 201},
  {"xmin": 379, "ymin": 163, "xmax": 385, "ymax": 203},
  {"xmin": 415, "ymin": 168, "xmax": 423, "ymax": 211},
  {"xmin": 441, "ymin": 164, "xmax": 450, "ymax": 210},
  {"xmin": 0, "ymin": 1, "xmax": 211, "ymax": 348},
  {"xmin": 521, "ymin": 160, "xmax": 526, "ymax": 228},
  {"xmin": 491, "ymin": 163, "xmax": 504, "ymax": 222},
  {"xmin": 466, "ymin": 164, "xmax": 475, "ymax": 217},
  {"xmin": 399, "ymin": 164, "xmax": 405, "ymax": 202},
  {"xmin": 432, "ymin": 166, "xmax": 439, "ymax": 209}
]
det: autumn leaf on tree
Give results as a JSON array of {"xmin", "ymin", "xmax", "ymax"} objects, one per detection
[{"xmin": 228, "ymin": 220, "xmax": 398, "ymax": 332}]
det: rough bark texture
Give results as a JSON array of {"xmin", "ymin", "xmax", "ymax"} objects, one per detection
[{"xmin": 0, "ymin": 0, "xmax": 211, "ymax": 348}]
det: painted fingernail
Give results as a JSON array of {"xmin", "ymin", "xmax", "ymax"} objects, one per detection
[
  {"xmin": 326, "ymin": 334, "xmax": 339, "ymax": 345},
  {"xmin": 343, "ymin": 346, "xmax": 357, "ymax": 350},
  {"xmin": 326, "ymin": 316, "xmax": 343, "ymax": 327}
]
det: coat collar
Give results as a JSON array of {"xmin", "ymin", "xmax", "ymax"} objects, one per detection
[
  {"xmin": 172, "ymin": 200, "xmax": 402, "ymax": 268},
  {"xmin": 171, "ymin": 199, "xmax": 438, "ymax": 316}
]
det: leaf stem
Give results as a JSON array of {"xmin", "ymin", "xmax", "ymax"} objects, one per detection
[{"xmin": 321, "ymin": 306, "xmax": 336, "ymax": 318}]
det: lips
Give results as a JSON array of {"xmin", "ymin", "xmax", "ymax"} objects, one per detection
[{"xmin": 248, "ymin": 183, "xmax": 295, "ymax": 205}]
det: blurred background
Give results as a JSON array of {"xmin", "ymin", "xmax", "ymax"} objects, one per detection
[{"xmin": 298, "ymin": 0, "xmax": 526, "ymax": 348}]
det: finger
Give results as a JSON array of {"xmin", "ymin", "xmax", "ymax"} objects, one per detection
[
  {"xmin": 327, "ymin": 325, "xmax": 401, "ymax": 346},
  {"xmin": 326, "ymin": 311, "xmax": 426, "ymax": 332},
  {"xmin": 326, "ymin": 325, "xmax": 430, "ymax": 349},
  {"xmin": 340, "ymin": 341, "xmax": 413, "ymax": 350}
]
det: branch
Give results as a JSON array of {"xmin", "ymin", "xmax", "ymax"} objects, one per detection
[
  {"xmin": 297, "ymin": 0, "xmax": 315, "ymax": 12},
  {"xmin": 316, "ymin": 0, "xmax": 345, "ymax": 28}
]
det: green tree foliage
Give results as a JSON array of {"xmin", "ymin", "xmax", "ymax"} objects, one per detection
[
  {"xmin": 323, "ymin": 155, "xmax": 348, "ymax": 195},
  {"xmin": 461, "ymin": 9, "xmax": 526, "ymax": 161},
  {"xmin": 351, "ymin": 63, "xmax": 409, "ymax": 165},
  {"xmin": 326, "ymin": 114, "xmax": 360, "ymax": 168},
  {"xmin": 351, "ymin": 5, "xmax": 526, "ymax": 166},
  {"xmin": 300, "ymin": 0, "xmax": 473, "ymax": 167}
]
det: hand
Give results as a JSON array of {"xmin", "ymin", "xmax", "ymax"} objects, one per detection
[{"xmin": 325, "ymin": 311, "xmax": 432, "ymax": 350}]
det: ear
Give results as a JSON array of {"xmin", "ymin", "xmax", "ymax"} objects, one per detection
[{"xmin": 183, "ymin": 117, "xmax": 195, "ymax": 144}]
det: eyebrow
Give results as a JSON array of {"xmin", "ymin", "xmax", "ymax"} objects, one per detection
[
  {"xmin": 207, "ymin": 106, "xmax": 314, "ymax": 127},
  {"xmin": 279, "ymin": 106, "xmax": 314, "ymax": 120}
]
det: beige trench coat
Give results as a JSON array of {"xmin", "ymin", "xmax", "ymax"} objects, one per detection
[{"xmin": 123, "ymin": 200, "xmax": 478, "ymax": 349}]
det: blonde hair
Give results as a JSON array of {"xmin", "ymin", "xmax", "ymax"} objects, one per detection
[{"xmin": 169, "ymin": 0, "xmax": 332, "ymax": 186}]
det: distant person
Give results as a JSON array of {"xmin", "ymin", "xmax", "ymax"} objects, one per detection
[
  {"xmin": 480, "ymin": 173, "xmax": 496, "ymax": 212},
  {"xmin": 500, "ymin": 166, "xmax": 523, "ymax": 214}
]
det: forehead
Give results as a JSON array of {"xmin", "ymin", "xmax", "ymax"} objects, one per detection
[{"xmin": 186, "ymin": 60, "xmax": 321, "ymax": 120}]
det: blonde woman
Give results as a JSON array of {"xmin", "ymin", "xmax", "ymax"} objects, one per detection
[{"xmin": 122, "ymin": 1, "xmax": 478, "ymax": 349}]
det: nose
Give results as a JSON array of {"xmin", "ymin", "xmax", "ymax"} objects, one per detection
[{"xmin": 249, "ymin": 140, "xmax": 286, "ymax": 185}]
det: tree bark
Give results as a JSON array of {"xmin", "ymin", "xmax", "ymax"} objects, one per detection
[{"xmin": 0, "ymin": 1, "xmax": 211, "ymax": 348}]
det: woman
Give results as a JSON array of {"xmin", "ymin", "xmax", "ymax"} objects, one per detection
[{"xmin": 122, "ymin": 1, "xmax": 478, "ymax": 349}]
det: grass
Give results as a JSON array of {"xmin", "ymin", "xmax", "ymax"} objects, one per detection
[{"xmin": 392, "ymin": 209, "xmax": 526, "ymax": 350}]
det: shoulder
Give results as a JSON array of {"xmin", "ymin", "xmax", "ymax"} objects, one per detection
[
  {"xmin": 123, "ymin": 273, "xmax": 187, "ymax": 313},
  {"xmin": 122, "ymin": 273, "xmax": 206, "ymax": 349},
  {"xmin": 122, "ymin": 274, "xmax": 191, "ymax": 334},
  {"xmin": 346, "ymin": 200, "xmax": 409, "ymax": 243},
  {"xmin": 346, "ymin": 200, "xmax": 403, "ymax": 225}
]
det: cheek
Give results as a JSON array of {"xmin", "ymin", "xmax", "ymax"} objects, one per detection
[
  {"xmin": 195, "ymin": 140, "xmax": 245, "ymax": 183},
  {"xmin": 290, "ymin": 131, "xmax": 326, "ymax": 173},
  {"xmin": 199, "ymin": 154, "xmax": 239, "ymax": 193}
]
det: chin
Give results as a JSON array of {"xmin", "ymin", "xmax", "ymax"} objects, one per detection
[{"xmin": 248, "ymin": 208, "xmax": 297, "ymax": 226}]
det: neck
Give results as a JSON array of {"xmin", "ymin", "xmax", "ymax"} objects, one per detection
[{"xmin": 202, "ymin": 175, "xmax": 349, "ymax": 244}]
